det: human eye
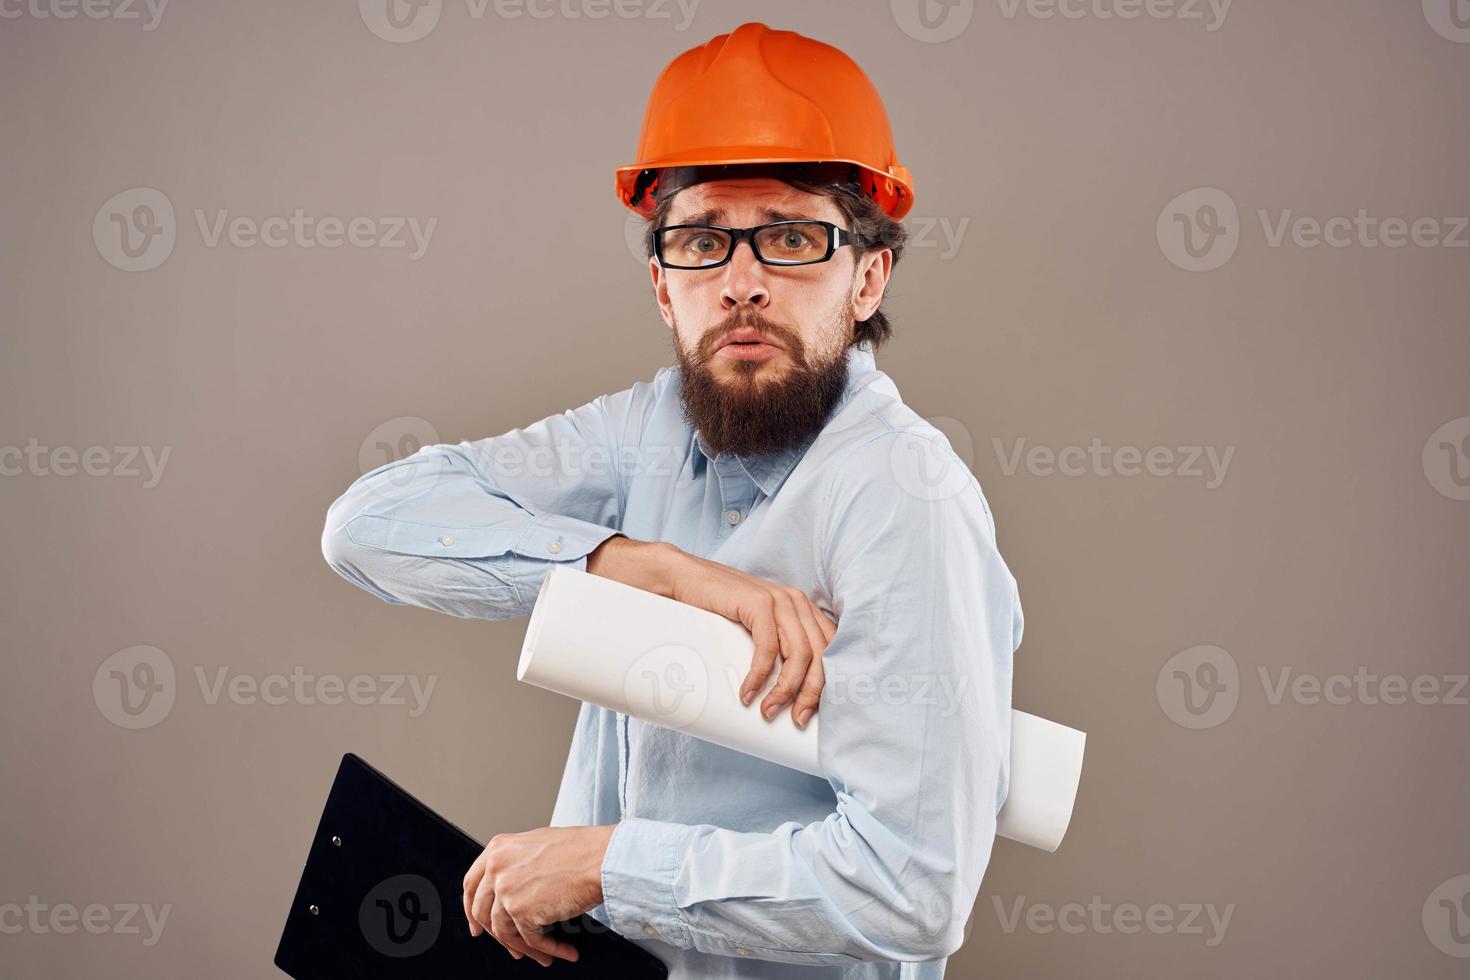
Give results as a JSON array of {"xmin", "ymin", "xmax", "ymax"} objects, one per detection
[
  {"xmin": 757, "ymin": 222, "xmax": 826, "ymax": 262},
  {"xmin": 664, "ymin": 227, "xmax": 728, "ymax": 263}
]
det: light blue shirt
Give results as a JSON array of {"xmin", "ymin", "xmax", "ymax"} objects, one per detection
[{"xmin": 321, "ymin": 342, "xmax": 1022, "ymax": 979}]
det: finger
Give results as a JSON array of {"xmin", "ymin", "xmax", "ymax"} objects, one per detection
[
  {"xmin": 760, "ymin": 590, "xmax": 813, "ymax": 720},
  {"xmin": 463, "ymin": 887, "xmax": 480, "ymax": 939},
  {"xmin": 462, "ymin": 855, "xmax": 486, "ymax": 937},
  {"xmin": 792, "ymin": 653, "xmax": 825, "ymax": 728},
  {"xmin": 514, "ymin": 915, "xmax": 580, "ymax": 964},
  {"xmin": 813, "ymin": 601, "xmax": 838, "ymax": 643},
  {"xmin": 791, "ymin": 594, "xmax": 832, "ymax": 658},
  {"xmin": 491, "ymin": 894, "xmax": 548, "ymax": 967},
  {"xmin": 470, "ymin": 880, "xmax": 497, "ymax": 943},
  {"xmin": 788, "ymin": 598, "xmax": 829, "ymax": 728},
  {"xmin": 739, "ymin": 593, "xmax": 781, "ymax": 706}
]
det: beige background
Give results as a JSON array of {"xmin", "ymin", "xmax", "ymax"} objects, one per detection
[{"xmin": 3, "ymin": 0, "xmax": 1469, "ymax": 976}]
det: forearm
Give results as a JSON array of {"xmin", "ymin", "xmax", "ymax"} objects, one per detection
[
  {"xmin": 599, "ymin": 796, "xmax": 996, "ymax": 966},
  {"xmin": 321, "ymin": 443, "xmax": 621, "ymax": 618},
  {"xmin": 585, "ymin": 534, "xmax": 682, "ymax": 597}
]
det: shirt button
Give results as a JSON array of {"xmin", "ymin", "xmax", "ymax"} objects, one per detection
[
  {"xmin": 736, "ymin": 947, "xmax": 751, "ymax": 956},
  {"xmin": 439, "ymin": 534, "xmax": 454, "ymax": 546},
  {"xmin": 725, "ymin": 509, "xmax": 742, "ymax": 526},
  {"xmin": 642, "ymin": 925, "xmax": 657, "ymax": 936},
  {"xmin": 548, "ymin": 537, "xmax": 563, "ymax": 555}
]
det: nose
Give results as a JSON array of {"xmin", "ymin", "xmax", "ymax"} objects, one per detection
[{"xmin": 719, "ymin": 237, "xmax": 770, "ymax": 311}]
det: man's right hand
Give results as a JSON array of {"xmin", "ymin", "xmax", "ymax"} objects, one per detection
[{"xmin": 585, "ymin": 535, "xmax": 836, "ymax": 729}]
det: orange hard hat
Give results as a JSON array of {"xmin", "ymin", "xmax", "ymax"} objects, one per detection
[{"xmin": 616, "ymin": 22, "xmax": 915, "ymax": 221}]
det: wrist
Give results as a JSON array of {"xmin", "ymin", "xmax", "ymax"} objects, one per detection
[
  {"xmin": 588, "ymin": 823, "xmax": 617, "ymax": 905},
  {"xmin": 587, "ymin": 536, "xmax": 681, "ymax": 597}
]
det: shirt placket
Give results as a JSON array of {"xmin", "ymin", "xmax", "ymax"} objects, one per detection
[
  {"xmin": 712, "ymin": 455, "xmax": 756, "ymax": 543},
  {"xmin": 617, "ymin": 452, "xmax": 755, "ymax": 819}
]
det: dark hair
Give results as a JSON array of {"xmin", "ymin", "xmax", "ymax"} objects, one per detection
[{"xmin": 644, "ymin": 180, "xmax": 908, "ymax": 350}]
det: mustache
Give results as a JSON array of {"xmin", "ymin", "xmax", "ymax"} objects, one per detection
[{"xmin": 698, "ymin": 311, "xmax": 803, "ymax": 360}]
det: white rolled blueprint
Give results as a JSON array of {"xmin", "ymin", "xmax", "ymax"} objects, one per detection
[{"xmin": 517, "ymin": 565, "xmax": 1085, "ymax": 852}]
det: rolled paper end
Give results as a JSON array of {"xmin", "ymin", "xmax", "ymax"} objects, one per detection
[
  {"xmin": 517, "ymin": 565, "xmax": 564, "ymax": 683},
  {"xmin": 996, "ymin": 714, "xmax": 1086, "ymax": 852}
]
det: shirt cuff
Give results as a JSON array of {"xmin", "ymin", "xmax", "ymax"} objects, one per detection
[
  {"xmin": 506, "ymin": 515, "xmax": 621, "ymax": 606},
  {"xmin": 599, "ymin": 816, "xmax": 696, "ymax": 950}
]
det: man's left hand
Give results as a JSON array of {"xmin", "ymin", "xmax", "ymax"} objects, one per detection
[{"xmin": 462, "ymin": 824, "xmax": 617, "ymax": 967}]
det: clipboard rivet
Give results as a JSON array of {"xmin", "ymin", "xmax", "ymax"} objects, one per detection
[
  {"xmin": 331, "ymin": 835, "xmax": 342, "ymax": 847},
  {"xmin": 309, "ymin": 904, "xmax": 320, "ymax": 916}
]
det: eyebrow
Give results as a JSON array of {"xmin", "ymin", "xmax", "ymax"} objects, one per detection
[{"xmin": 671, "ymin": 207, "xmax": 817, "ymax": 226}]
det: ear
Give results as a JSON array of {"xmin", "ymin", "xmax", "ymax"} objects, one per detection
[
  {"xmin": 850, "ymin": 247, "xmax": 892, "ymax": 323},
  {"xmin": 650, "ymin": 257, "xmax": 675, "ymax": 330}
]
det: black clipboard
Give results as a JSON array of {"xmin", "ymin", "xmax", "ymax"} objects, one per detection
[{"xmin": 274, "ymin": 753, "xmax": 668, "ymax": 979}]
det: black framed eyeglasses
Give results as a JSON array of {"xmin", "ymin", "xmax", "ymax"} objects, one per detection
[{"xmin": 652, "ymin": 219, "xmax": 864, "ymax": 270}]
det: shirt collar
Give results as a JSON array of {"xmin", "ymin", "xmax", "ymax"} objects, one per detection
[{"xmin": 685, "ymin": 342, "xmax": 879, "ymax": 498}]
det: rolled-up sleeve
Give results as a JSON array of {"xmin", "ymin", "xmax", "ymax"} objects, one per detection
[
  {"xmin": 321, "ymin": 382, "xmax": 654, "ymax": 619},
  {"xmin": 599, "ymin": 429, "xmax": 1022, "ymax": 965}
]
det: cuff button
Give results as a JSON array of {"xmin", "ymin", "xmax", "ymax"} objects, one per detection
[{"xmin": 548, "ymin": 537, "xmax": 564, "ymax": 555}]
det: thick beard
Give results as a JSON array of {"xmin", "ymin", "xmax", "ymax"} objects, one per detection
[{"xmin": 674, "ymin": 306, "xmax": 851, "ymax": 458}]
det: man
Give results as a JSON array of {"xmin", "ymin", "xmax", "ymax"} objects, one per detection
[{"xmin": 321, "ymin": 22, "xmax": 1022, "ymax": 978}]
